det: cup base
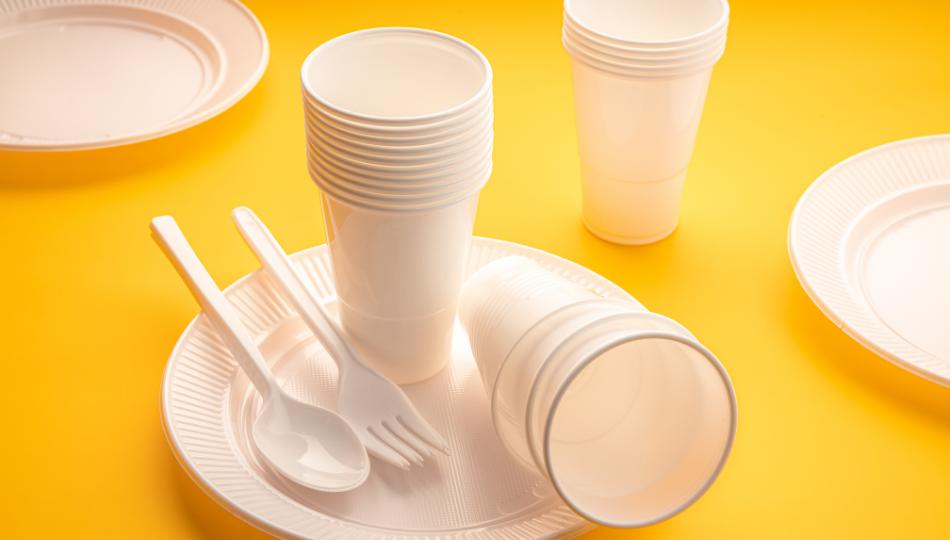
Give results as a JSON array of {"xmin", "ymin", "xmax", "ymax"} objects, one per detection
[
  {"xmin": 580, "ymin": 168, "xmax": 686, "ymax": 246},
  {"xmin": 339, "ymin": 302, "xmax": 456, "ymax": 384},
  {"xmin": 583, "ymin": 219, "xmax": 678, "ymax": 245}
]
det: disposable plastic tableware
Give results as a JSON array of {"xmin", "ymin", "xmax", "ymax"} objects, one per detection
[
  {"xmin": 459, "ymin": 256, "xmax": 737, "ymax": 527},
  {"xmin": 150, "ymin": 216, "xmax": 369, "ymax": 491},
  {"xmin": 789, "ymin": 134, "xmax": 950, "ymax": 386},
  {"xmin": 302, "ymin": 27, "xmax": 493, "ymax": 383},
  {"xmin": 162, "ymin": 238, "xmax": 610, "ymax": 539},
  {"xmin": 0, "ymin": 0, "xmax": 267, "ymax": 151},
  {"xmin": 231, "ymin": 207, "xmax": 450, "ymax": 469},
  {"xmin": 563, "ymin": 0, "xmax": 729, "ymax": 244}
]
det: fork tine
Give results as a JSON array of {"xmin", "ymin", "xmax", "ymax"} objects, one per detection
[
  {"xmin": 369, "ymin": 424, "xmax": 425, "ymax": 466},
  {"xmin": 360, "ymin": 430, "xmax": 411, "ymax": 470},
  {"xmin": 397, "ymin": 414, "xmax": 450, "ymax": 454},
  {"xmin": 384, "ymin": 419, "xmax": 432, "ymax": 458}
]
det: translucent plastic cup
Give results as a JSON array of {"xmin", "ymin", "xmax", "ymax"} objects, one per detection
[
  {"xmin": 302, "ymin": 28, "xmax": 493, "ymax": 382},
  {"xmin": 323, "ymin": 192, "xmax": 480, "ymax": 383},
  {"xmin": 563, "ymin": 0, "xmax": 728, "ymax": 244},
  {"xmin": 459, "ymin": 257, "xmax": 737, "ymax": 527}
]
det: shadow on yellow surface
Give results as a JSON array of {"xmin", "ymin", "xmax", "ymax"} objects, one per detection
[
  {"xmin": 0, "ymin": 80, "xmax": 269, "ymax": 191},
  {"xmin": 783, "ymin": 271, "xmax": 950, "ymax": 426}
]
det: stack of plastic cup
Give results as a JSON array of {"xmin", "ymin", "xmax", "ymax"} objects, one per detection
[
  {"xmin": 562, "ymin": 0, "xmax": 730, "ymax": 244},
  {"xmin": 459, "ymin": 256, "xmax": 737, "ymax": 528},
  {"xmin": 301, "ymin": 27, "xmax": 493, "ymax": 384}
]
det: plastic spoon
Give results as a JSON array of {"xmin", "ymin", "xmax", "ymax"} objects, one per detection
[{"xmin": 150, "ymin": 216, "xmax": 370, "ymax": 491}]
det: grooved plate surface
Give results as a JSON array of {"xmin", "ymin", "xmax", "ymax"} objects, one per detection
[
  {"xmin": 162, "ymin": 237, "xmax": 634, "ymax": 539},
  {"xmin": 788, "ymin": 134, "xmax": 950, "ymax": 386},
  {"xmin": 0, "ymin": 0, "xmax": 267, "ymax": 150}
]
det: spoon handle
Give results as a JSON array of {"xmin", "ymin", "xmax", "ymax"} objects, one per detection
[
  {"xmin": 151, "ymin": 216, "xmax": 278, "ymax": 398},
  {"xmin": 230, "ymin": 207, "xmax": 358, "ymax": 373}
]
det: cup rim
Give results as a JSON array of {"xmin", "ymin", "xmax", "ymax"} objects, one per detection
[
  {"xmin": 301, "ymin": 27, "xmax": 493, "ymax": 125},
  {"xmin": 485, "ymin": 298, "xmax": 651, "ymax": 447},
  {"xmin": 564, "ymin": 31, "xmax": 726, "ymax": 69},
  {"xmin": 562, "ymin": 21, "xmax": 726, "ymax": 62},
  {"xmin": 540, "ymin": 329, "xmax": 737, "ymax": 528},
  {"xmin": 306, "ymin": 112, "xmax": 494, "ymax": 155},
  {"xmin": 563, "ymin": 10, "xmax": 727, "ymax": 53},
  {"xmin": 564, "ymin": 37, "xmax": 723, "ymax": 78},
  {"xmin": 306, "ymin": 118, "xmax": 494, "ymax": 164},
  {"xmin": 309, "ymin": 150, "xmax": 490, "ymax": 195},
  {"xmin": 315, "ymin": 164, "xmax": 481, "ymax": 192},
  {"xmin": 313, "ymin": 167, "xmax": 487, "ymax": 201},
  {"xmin": 564, "ymin": 0, "xmax": 730, "ymax": 47},
  {"xmin": 308, "ymin": 147, "xmax": 491, "ymax": 189},
  {"xmin": 307, "ymin": 135, "xmax": 493, "ymax": 177},
  {"xmin": 305, "ymin": 99, "xmax": 494, "ymax": 144},
  {"xmin": 304, "ymin": 92, "xmax": 493, "ymax": 135},
  {"xmin": 316, "ymin": 167, "xmax": 489, "ymax": 212}
]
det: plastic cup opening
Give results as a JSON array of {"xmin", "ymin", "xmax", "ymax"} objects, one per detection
[
  {"xmin": 545, "ymin": 335, "xmax": 735, "ymax": 527},
  {"xmin": 566, "ymin": 0, "xmax": 728, "ymax": 45},
  {"xmin": 302, "ymin": 28, "xmax": 491, "ymax": 122}
]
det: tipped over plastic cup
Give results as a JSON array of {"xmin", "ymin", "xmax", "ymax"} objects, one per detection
[{"xmin": 459, "ymin": 257, "xmax": 737, "ymax": 527}]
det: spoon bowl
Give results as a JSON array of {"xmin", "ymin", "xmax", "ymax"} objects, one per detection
[{"xmin": 253, "ymin": 395, "xmax": 369, "ymax": 491}]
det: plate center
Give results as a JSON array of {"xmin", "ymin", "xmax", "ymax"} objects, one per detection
[
  {"xmin": 850, "ymin": 181, "xmax": 950, "ymax": 360},
  {"xmin": 229, "ymin": 314, "xmax": 564, "ymax": 533},
  {"xmin": 0, "ymin": 5, "xmax": 220, "ymax": 143}
]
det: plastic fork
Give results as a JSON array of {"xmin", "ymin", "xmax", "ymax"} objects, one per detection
[{"xmin": 231, "ymin": 207, "xmax": 449, "ymax": 469}]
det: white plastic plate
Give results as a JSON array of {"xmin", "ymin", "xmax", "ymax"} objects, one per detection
[
  {"xmin": 0, "ymin": 0, "xmax": 267, "ymax": 151},
  {"xmin": 789, "ymin": 134, "xmax": 950, "ymax": 386},
  {"xmin": 162, "ymin": 238, "xmax": 634, "ymax": 539}
]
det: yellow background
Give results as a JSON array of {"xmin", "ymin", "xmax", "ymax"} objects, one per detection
[{"xmin": 3, "ymin": 0, "xmax": 950, "ymax": 537}]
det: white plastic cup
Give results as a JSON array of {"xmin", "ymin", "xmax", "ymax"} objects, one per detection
[
  {"xmin": 563, "ymin": 0, "xmax": 729, "ymax": 244},
  {"xmin": 459, "ymin": 257, "xmax": 737, "ymax": 528},
  {"xmin": 301, "ymin": 28, "xmax": 493, "ymax": 383},
  {"xmin": 570, "ymin": 62, "xmax": 713, "ymax": 243},
  {"xmin": 323, "ymin": 192, "xmax": 479, "ymax": 383}
]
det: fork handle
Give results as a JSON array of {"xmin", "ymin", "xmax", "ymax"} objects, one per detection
[
  {"xmin": 151, "ymin": 216, "xmax": 278, "ymax": 398},
  {"xmin": 231, "ymin": 207, "xmax": 358, "ymax": 374}
]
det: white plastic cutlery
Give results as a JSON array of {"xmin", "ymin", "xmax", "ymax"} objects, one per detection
[
  {"xmin": 150, "ymin": 216, "xmax": 370, "ymax": 491},
  {"xmin": 231, "ymin": 207, "xmax": 450, "ymax": 469}
]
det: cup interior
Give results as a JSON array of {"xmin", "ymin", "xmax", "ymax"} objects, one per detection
[
  {"xmin": 302, "ymin": 28, "xmax": 491, "ymax": 122},
  {"xmin": 545, "ymin": 335, "xmax": 735, "ymax": 527},
  {"xmin": 565, "ymin": 0, "xmax": 728, "ymax": 45}
]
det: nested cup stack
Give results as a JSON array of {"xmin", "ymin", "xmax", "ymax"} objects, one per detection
[
  {"xmin": 460, "ymin": 256, "xmax": 737, "ymax": 528},
  {"xmin": 301, "ymin": 27, "xmax": 493, "ymax": 383},
  {"xmin": 563, "ymin": 0, "xmax": 730, "ymax": 244}
]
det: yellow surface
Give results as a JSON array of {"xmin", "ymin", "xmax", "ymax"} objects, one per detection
[{"xmin": 2, "ymin": 0, "xmax": 950, "ymax": 538}]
